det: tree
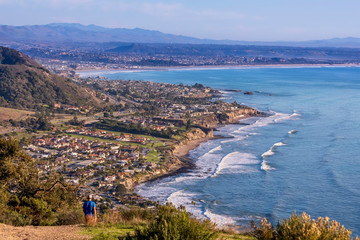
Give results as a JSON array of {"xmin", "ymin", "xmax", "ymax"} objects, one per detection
[
  {"xmin": 114, "ymin": 184, "xmax": 127, "ymax": 196},
  {"xmin": 0, "ymin": 138, "xmax": 38, "ymax": 197},
  {"xmin": 68, "ymin": 115, "xmax": 85, "ymax": 126},
  {"xmin": 186, "ymin": 119, "xmax": 192, "ymax": 130},
  {"xmin": 0, "ymin": 138, "xmax": 82, "ymax": 226}
]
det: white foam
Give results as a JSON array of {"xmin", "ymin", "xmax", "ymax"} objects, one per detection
[
  {"xmin": 261, "ymin": 141, "xmax": 286, "ymax": 158},
  {"xmin": 220, "ymin": 135, "xmax": 247, "ymax": 144},
  {"xmin": 260, "ymin": 141, "xmax": 287, "ymax": 171},
  {"xmin": 261, "ymin": 160, "xmax": 275, "ymax": 171},
  {"xmin": 232, "ymin": 111, "xmax": 294, "ymax": 136},
  {"xmin": 167, "ymin": 190, "xmax": 206, "ymax": 220},
  {"xmin": 273, "ymin": 142, "xmax": 287, "ymax": 147},
  {"xmin": 208, "ymin": 145, "xmax": 222, "ymax": 154},
  {"xmin": 212, "ymin": 152, "xmax": 259, "ymax": 177},
  {"xmin": 261, "ymin": 149, "xmax": 275, "ymax": 158},
  {"xmin": 167, "ymin": 190, "xmax": 192, "ymax": 207},
  {"xmin": 204, "ymin": 209, "xmax": 237, "ymax": 227}
]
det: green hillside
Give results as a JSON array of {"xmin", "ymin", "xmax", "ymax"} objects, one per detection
[{"xmin": 0, "ymin": 46, "xmax": 98, "ymax": 109}]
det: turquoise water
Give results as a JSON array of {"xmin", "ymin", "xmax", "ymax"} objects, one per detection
[{"xmin": 80, "ymin": 67, "xmax": 360, "ymax": 234}]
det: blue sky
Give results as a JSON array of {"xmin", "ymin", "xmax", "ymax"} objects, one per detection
[{"xmin": 1, "ymin": 0, "xmax": 359, "ymax": 41}]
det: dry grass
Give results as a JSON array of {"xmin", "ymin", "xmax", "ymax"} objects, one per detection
[{"xmin": 0, "ymin": 107, "xmax": 34, "ymax": 122}]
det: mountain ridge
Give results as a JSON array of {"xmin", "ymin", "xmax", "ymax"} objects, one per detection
[{"xmin": 1, "ymin": 23, "xmax": 360, "ymax": 48}]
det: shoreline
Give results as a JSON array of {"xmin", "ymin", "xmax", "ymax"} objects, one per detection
[
  {"xmin": 133, "ymin": 135, "xmax": 225, "ymax": 189},
  {"xmin": 77, "ymin": 63, "xmax": 360, "ymax": 75},
  {"xmin": 173, "ymin": 135, "xmax": 224, "ymax": 158},
  {"xmin": 133, "ymin": 116, "xmax": 256, "ymax": 191}
]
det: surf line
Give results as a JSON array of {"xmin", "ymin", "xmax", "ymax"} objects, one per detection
[{"xmin": 260, "ymin": 141, "xmax": 287, "ymax": 171}]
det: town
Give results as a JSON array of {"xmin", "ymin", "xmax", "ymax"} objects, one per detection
[
  {"xmin": 1, "ymin": 77, "xmax": 264, "ymax": 211},
  {"xmin": 6, "ymin": 41, "xmax": 360, "ymax": 76}
]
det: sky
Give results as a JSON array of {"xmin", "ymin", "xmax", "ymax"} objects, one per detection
[{"xmin": 0, "ymin": 0, "xmax": 359, "ymax": 41}]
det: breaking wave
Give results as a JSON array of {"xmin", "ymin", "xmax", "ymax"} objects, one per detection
[
  {"xmin": 204, "ymin": 209, "xmax": 237, "ymax": 227},
  {"xmin": 212, "ymin": 152, "xmax": 259, "ymax": 177},
  {"xmin": 261, "ymin": 142, "xmax": 287, "ymax": 171}
]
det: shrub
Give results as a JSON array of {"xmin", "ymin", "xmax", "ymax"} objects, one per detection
[
  {"xmin": 252, "ymin": 212, "xmax": 359, "ymax": 240},
  {"xmin": 124, "ymin": 203, "xmax": 218, "ymax": 240},
  {"xmin": 99, "ymin": 208, "xmax": 154, "ymax": 227},
  {"xmin": 55, "ymin": 207, "xmax": 83, "ymax": 225}
]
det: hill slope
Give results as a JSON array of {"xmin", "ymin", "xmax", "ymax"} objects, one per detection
[{"xmin": 0, "ymin": 46, "xmax": 98, "ymax": 109}]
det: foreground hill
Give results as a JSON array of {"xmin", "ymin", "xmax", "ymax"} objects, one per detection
[{"xmin": 0, "ymin": 46, "xmax": 98, "ymax": 109}]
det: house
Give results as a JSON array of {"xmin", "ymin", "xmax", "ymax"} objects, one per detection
[{"xmin": 104, "ymin": 175, "xmax": 116, "ymax": 182}]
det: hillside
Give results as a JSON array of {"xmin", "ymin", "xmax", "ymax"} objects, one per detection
[{"xmin": 0, "ymin": 46, "xmax": 98, "ymax": 109}]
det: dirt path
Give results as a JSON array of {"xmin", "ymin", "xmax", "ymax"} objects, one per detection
[{"xmin": 0, "ymin": 224, "xmax": 91, "ymax": 240}]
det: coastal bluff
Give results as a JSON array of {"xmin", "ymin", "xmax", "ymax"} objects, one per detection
[
  {"xmin": 192, "ymin": 106, "xmax": 265, "ymax": 129},
  {"xmin": 173, "ymin": 106, "xmax": 265, "ymax": 167},
  {"xmin": 124, "ymin": 106, "xmax": 265, "ymax": 190}
]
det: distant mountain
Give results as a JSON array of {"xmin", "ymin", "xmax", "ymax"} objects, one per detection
[
  {"xmin": 237, "ymin": 37, "xmax": 360, "ymax": 49},
  {"xmin": 0, "ymin": 23, "xmax": 213, "ymax": 44},
  {"xmin": 1, "ymin": 23, "xmax": 360, "ymax": 48},
  {"xmin": 0, "ymin": 46, "xmax": 98, "ymax": 109}
]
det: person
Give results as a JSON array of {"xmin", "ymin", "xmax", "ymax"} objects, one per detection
[{"xmin": 83, "ymin": 194, "xmax": 96, "ymax": 224}]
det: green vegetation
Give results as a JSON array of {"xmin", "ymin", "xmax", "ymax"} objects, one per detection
[
  {"xmin": 252, "ymin": 212, "xmax": 359, "ymax": 240},
  {"xmin": 123, "ymin": 203, "xmax": 218, "ymax": 240},
  {"xmin": 84, "ymin": 224, "xmax": 136, "ymax": 240},
  {"xmin": 84, "ymin": 204, "xmax": 255, "ymax": 240},
  {"xmin": 10, "ymin": 111, "xmax": 53, "ymax": 131},
  {"xmin": 67, "ymin": 115, "xmax": 85, "ymax": 126},
  {"xmin": 94, "ymin": 119, "xmax": 181, "ymax": 139},
  {"xmin": 145, "ymin": 150, "xmax": 159, "ymax": 162},
  {"xmin": 0, "ymin": 137, "xmax": 82, "ymax": 226}
]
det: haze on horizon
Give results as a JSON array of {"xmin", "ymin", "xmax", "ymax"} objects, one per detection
[{"xmin": 0, "ymin": 0, "xmax": 359, "ymax": 42}]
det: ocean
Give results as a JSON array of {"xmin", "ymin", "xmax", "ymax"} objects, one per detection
[{"xmin": 80, "ymin": 66, "xmax": 360, "ymax": 234}]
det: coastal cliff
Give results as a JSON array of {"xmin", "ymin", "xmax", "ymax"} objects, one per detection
[
  {"xmin": 173, "ymin": 106, "xmax": 264, "ymax": 159},
  {"xmin": 127, "ymin": 106, "xmax": 265, "ymax": 190},
  {"xmin": 217, "ymin": 107, "xmax": 265, "ymax": 124},
  {"xmin": 193, "ymin": 106, "xmax": 265, "ymax": 128}
]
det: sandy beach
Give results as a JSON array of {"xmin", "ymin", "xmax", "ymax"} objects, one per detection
[
  {"xmin": 77, "ymin": 63, "xmax": 360, "ymax": 76},
  {"xmin": 174, "ymin": 136, "xmax": 215, "ymax": 157}
]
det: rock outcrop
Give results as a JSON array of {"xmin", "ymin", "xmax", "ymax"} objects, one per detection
[{"xmin": 217, "ymin": 107, "xmax": 264, "ymax": 124}]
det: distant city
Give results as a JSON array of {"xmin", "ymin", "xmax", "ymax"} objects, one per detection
[{"xmin": 1, "ymin": 23, "xmax": 360, "ymax": 76}]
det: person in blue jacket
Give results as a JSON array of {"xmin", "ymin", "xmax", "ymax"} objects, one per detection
[{"xmin": 83, "ymin": 194, "xmax": 97, "ymax": 224}]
